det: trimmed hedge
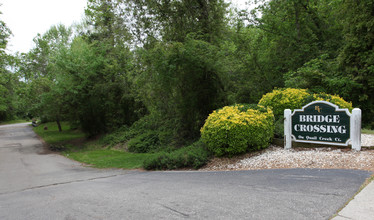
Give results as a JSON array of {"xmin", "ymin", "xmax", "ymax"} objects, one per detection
[
  {"xmin": 200, "ymin": 104, "xmax": 274, "ymax": 157},
  {"xmin": 258, "ymin": 88, "xmax": 310, "ymax": 118}
]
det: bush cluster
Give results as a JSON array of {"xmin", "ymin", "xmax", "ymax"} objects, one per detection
[
  {"xmin": 258, "ymin": 88, "xmax": 353, "ymax": 118},
  {"xmin": 200, "ymin": 104, "xmax": 274, "ymax": 157},
  {"xmin": 127, "ymin": 131, "xmax": 160, "ymax": 153},
  {"xmin": 258, "ymin": 88, "xmax": 310, "ymax": 118},
  {"xmin": 258, "ymin": 88, "xmax": 353, "ymax": 137},
  {"xmin": 101, "ymin": 114, "xmax": 176, "ymax": 153},
  {"xmin": 143, "ymin": 140, "xmax": 211, "ymax": 170}
]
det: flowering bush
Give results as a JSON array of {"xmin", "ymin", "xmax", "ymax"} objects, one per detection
[{"xmin": 200, "ymin": 104, "xmax": 274, "ymax": 157}]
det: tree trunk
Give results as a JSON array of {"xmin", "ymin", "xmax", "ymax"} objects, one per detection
[{"xmin": 56, "ymin": 116, "xmax": 62, "ymax": 132}]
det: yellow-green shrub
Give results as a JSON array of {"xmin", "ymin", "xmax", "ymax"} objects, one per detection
[
  {"xmin": 259, "ymin": 88, "xmax": 353, "ymax": 137},
  {"xmin": 258, "ymin": 88, "xmax": 353, "ymax": 118},
  {"xmin": 258, "ymin": 88, "xmax": 310, "ymax": 118},
  {"xmin": 200, "ymin": 104, "xmax": 274, "ymax": 157},
  {"xmin": 313, "ymin": 93, "xmax": 353, "ymax": 111}
]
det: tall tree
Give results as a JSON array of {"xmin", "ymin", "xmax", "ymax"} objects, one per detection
[
  {"xmin": 18, "ymin": 25, "xmax": 73, "ymax": 130},
  {"xmin": 129, "ymin": 0, "xmax": 229, "ymax": 141},
  {"xmin": 57, "ymin": 0, "xmax": 142, "ymax": 135},
  {"xmin": 337, "ymin": 0, "xmax": 374, "ymax": 126},
  {"xmin": 0, "ymin": 7, "xmax": 17, "ymax": 121},
  {"xmin": 249, "ymin": 0, "xmax": 342, "ymax": 72},
  {"xmin": 127, "ymin": 0, "xmax": 228, "ymax": 44}
]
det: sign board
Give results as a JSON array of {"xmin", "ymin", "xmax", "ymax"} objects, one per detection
[{"xmin": 284, "ymin": 101, "xmax": 362, "ymax": 150}]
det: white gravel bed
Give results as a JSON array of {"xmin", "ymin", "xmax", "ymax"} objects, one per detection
[
  {"xmin": 362, "ymin": 134, "xmax": 374, "ymax": 147},
  {"xmin": 201, "ymin": 134, "xmax": 374, "ymax": 171}
]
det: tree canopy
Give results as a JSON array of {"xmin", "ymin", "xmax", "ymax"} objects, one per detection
[{"xmin": 2, "ymin": 0, "xmax": 374, "ymax": 139}]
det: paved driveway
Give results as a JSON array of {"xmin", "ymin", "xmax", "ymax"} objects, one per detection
[{"xmin": 0, "ymin": 123, "xmax": 371, "ymax": 219}]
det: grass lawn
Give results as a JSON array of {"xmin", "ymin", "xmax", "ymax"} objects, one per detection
[
  {"xmin": 33, "ymin": 122, "xmax": 85, "ymax": 144},
  {"xmin": 64, "ymin": 149, "xmax": 152, "ymax": 169},
  {"xmin": 33, "ymin": 121, "xmax": 150, "ymax": 169},
  {"xmin": 362, "ymin": 129, "xmax": 374, "ymax": 135},
  {"xmin": 0, "ymin": 119, "xmax": 29, "ymax": 125}
]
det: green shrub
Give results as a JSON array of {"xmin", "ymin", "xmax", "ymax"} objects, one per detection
[
  {"xmin": 101, "ymin": 125, "xmax": 130, "ymax": 146},
  {"xmin": 200, "ymin": 104, "xmax": 274, "ymax": 157},
  {"xmin": 258, "ymin": 88, "xmax": 310, "ymax": 118},
  {"xmin": 143, "ymin": 140, "xmax": 211, "ymax": 170},
  {"xmin": 127, "ymin": 131, "xmax": 160, "ymax": 153},
  {"xmin": 101, "ymin": 114, "xmax": 176, "ymax": 150}
]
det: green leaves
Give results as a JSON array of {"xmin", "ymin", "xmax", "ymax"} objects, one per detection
[
  {"xmin": 136, "ymin": 36, "xmax": 225, "ymax": 140},
  {"xmin": 201, "ymin": 104, "xmax": 274, "ymax": 157}
]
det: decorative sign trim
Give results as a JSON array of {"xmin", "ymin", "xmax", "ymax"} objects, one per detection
[{"xmin": 291, "ymin": 101, "xmax": 351, "ymax": 146}]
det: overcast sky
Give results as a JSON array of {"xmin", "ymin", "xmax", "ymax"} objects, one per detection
[{"xmin": 1, "ymin": 0, "xmax": 249, "ymax": 54}]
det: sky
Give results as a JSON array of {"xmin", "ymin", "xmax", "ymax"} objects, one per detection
[
  {"xmin": 0, "ymin": 0, "xmax": 87, "ymax": 54},
  {"xmin": 1, "ymin": 0, "xmax": 249, "ymax": 54}
]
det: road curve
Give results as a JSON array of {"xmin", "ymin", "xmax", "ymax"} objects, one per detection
[{"xmin": 0, "ymin": 123, "xmax": 371, "ymax": 219}]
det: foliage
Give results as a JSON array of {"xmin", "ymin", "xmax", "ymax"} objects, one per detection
[
  {"xmin": 259, "ymin": 88, "xmax": 353, "ymax": 137},
  {"xmin": 8, "ymin": 0, "xmax": 374, "ymax": 158},
  {"xmin": 127, "ymin": 131, "xmax": 161, "ymax": 153},
  {"xmin": 127, "ymin": 0, "xmax": 228, "ymax": 44},
  {"xmin": 284, "ymin": 55, "xmax": 358, "ymax": 107},
  {"xmin": 336, "ymin": 0, "xmax": 374, "ymax": 125},
  {"xmin": 249, "ymin": 0, "xmax": 343, "ymax": 72},
  {"xmin": 259, "ymin": 88, "xmax": 353, "ymax": 116},
  {"xmin": 218, "ymin": 26, "xmax": 283, "ymax": 104},
  {"xmin": 201, "ymin": 104, "xmax": 274, "ymax": 157},
  {"xmin": 143, "ymin": 140, "xmax": 211, "ymax": 170},
  {"xmin": 0, "ymin": 8, "xmax": 11, "ymax": 62},
  {"xmin": 101, "ymin": 114, "xmax": 176, "ymax": 150},
  {"xmin": 258, "ymin": 88, "xmax": 310, "ymax": 118},
  {"xmin": 0, "ymin": 8, "xmax": 19, "ymax": 121},
  {"xmin": 135, "ymin": 36, "xmax": 226, "ymax": 141},
  {"xmin": 284, "ymin": 55, "xmax": 335, "ymax": 94},
  {"xmin": 313, "ymin": 93, "xmax": 353, "ymax": 111},
  {"xmin": 0, "ymin": 71, "xmax": 19, "ymax": 121}
]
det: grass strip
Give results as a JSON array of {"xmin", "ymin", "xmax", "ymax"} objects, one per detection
[
  {"xmin": 64, "ymin": 149, "xmax": 152, "ymax": 169},
  {"xmin": 362, "ymin": 129, "xmax": 374, "ymax": 135},
  {"xmin": 33, "ymin": 122, "xmax": 85, "ymax": 144},
  {"xmin": 33, "ymin": 121, "xmax": 150, "ymax": 169}
]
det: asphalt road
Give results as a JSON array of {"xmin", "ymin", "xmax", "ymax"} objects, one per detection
[{"xmin": 0, "ymin": 123, "xmax": 371, "ymax": 220}]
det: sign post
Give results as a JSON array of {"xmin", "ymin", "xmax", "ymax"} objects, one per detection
[{"xmin": 284, "ymin": 101, "xmax": 361, "ymax": 150}]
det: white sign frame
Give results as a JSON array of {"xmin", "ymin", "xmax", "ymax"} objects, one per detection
[{"xmin": 284, "ymin": 101, "xmax": 362, "ymax": 151}]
